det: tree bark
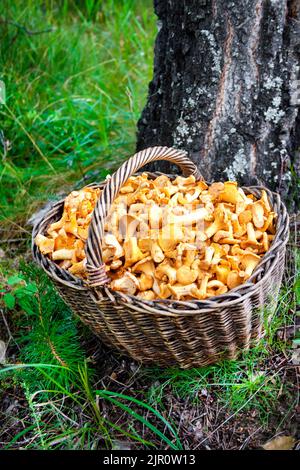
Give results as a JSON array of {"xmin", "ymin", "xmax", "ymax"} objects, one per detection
[{"xmin": 137, "ymin": 0, "xmax": 300, "ymax": 210}]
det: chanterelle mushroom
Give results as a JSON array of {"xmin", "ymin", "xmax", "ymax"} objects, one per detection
[
  {"xmin": 156, "ymin": 282, "xmax": 172, "ymax": 299},
  {"xmin": 210, "ymin": 243, "xmax": 228, "ymax": 265},
  {"xmin": 139, "ymin": 273, "xmax": 153, "ymax": 291},
  {"xmin": 207, "ymin": 280, "xmax": 228, "ymax": 297},
  {"xmin": 251, "ymin": 202, "xmax": 265, "ymax": 228},
  {"xmin": 168, "ymin": 207, "xmax": 209, "ymax": 226},
  {"xmin": 231, "ymin": 213, "xmax": 246, "ymax": 237},
  {"xmin": 158, "ymin": 224, "xmax": 184, "ymax": 252},
  {"xmin": 260, "ymin": 190, "xmax": 271, "ymax": 213},
  {"xmin": 200, "ymin": 245, "xmax": 215, "ymax": 270},
  {"xmin": 204, "ymin": 205, "xmax": 227, "ymax": 239},
  {"xmin": 110, "ymin": 259, "xmax": 123, "ymax": 270},
  {"xmin": 151, "ymin": 241, "xmax": 165, "ymax": 263},
  {"xmin": 69, "ymin": 259, "xmax": 86, "ymax": 275},
  {"xmin": 173, "ymin": 175, "xmax": 196, "ymax": 187},
  {"xmin": 227, "ymin": 271, "xmax": 245, "ymax": 289},
  {"xmin": 219, "ymin": 182, "xmax": 244, "ymax": 205},
  {"xmin": 103, "ymin": 233, "xmax": 124, "ymax": 259},
  {"xmin": 215, "ymin": 264, "xmax": 230, "ymax": 285},
  {"xmin": 52, "ymin": 249, "xmax": 74, "ymax": 261},
  {"xmin": 110, "ymin": 272, "xmax": 139, "ymax": 295},
  {"xmin": 261, "ymin": 232, "xmax": 269, "ymax": 253},
  {"xmin": 208, "ymin": 182, "xmax": 224, "ymax": 200},
  {"xmin": 132, "ymin": 256, "xmax": 155, "ymax": 276},
  {"xmin": 174, "ymin": 242, "xmax": 197, "ymax": 267},
  {"xmin": 261, "ymin": 212, "xmax": 276, "ymax": 233},
  {"xmin": 197, "ymin": 273, "xmax": 210, "ymax": 299},
  {"xmin": 119, "ymin": 214, "xmax": 140, "ymax": 239},
  {"xmin": 242, "ymin": 222, "xmax": 259, "ymax": 248},
  {"xmin": 137, "ymin": 290, "xmax": 155, "ymax": 301},
  {"xmin": 238, "ymin": 210, "xmax": 252, "ymax": 225}
]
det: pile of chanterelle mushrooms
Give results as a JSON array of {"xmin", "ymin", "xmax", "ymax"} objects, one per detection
[{"xmin": 35, "ymin": 173, "xmax": 276, "ymax": 301}]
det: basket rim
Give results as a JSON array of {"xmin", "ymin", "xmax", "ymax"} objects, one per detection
[{"xmin": 32, "ymin": 173, "xmax": 289, "ymax": 309}]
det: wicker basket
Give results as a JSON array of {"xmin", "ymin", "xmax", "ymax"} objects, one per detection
[{"xmin": 32, "ymin": 146, "xmax": 289, "ymax": 368}]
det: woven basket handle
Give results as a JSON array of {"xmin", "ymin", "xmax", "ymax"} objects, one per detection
[{"xmin": 86, "ymin": 146, "xmax": 203, "ymax": 287}]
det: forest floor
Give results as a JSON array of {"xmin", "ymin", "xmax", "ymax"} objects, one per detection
[
  {"xmin": 0, "ymin": 0, "xmax": 299, "ymax": 450},
  {"xmin": 0, "ymin": 238, "xmax": 299, "ymax": 450}
]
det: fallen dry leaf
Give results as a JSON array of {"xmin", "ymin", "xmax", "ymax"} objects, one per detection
[{"xmin": 262, "ymin": 435, "xmax": 296, "ymax": 450}]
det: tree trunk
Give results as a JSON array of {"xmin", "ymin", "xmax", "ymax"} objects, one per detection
[{"xmin": 137, "ymin": 0, "xmax": 300, "ymax": 210}]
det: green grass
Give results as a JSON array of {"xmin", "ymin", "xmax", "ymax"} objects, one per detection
[
  {"xmin": 0, "ymin": 0, "xmax": 155, "ymax": 237},
  {"xmin": 0, "ymin": 263, "xmax": 182, "ymax": 449}
]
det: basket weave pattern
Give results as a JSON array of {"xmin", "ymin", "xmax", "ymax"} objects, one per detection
[{"xmin": 32, "ymin": 147, "xmax": 289, "ymax": 368}]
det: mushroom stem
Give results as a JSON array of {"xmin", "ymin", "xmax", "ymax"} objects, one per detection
[{"xmin": 196, "ymin": 273, "xmax": 211, "ymax": 299}]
